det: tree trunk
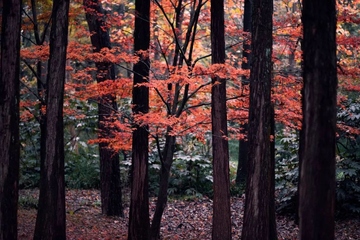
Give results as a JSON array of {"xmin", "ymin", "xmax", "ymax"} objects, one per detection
[
  {"xmin": 236, "ymin": 123, "xmax": 248, "ymax": 185},
  {"xmin": 31, "ymin": 0, "xmax": 50, "ymax": 184},
  {"xmin": 299, "ymin": 1, "xmax": 337, "ymax": 239},
  {"xmin": 33, "ymin": 0, "xmax": 69, "ymax": 238},
  {"xmin": 211, "ymin": 0, "xmax": 231, "ymax": 239},
  {"xmin": 84, "ymin": 0, "xmax": 123, "ymax": 217},
  {"xmin": 37, "ymin": 61, "xmax": 47, "ymax": 169},
  {"xmin": 128, "ymin": 0, "xmax": 151, "ymax": 238},
  {"xmin": 0, "ymin": 0, "xmax": 21, "ymax": 239},
  {"xmin": 236, "ymin": 0, "xmax": 252, "ymax": 186},
  {"xmin": 148, "ymin": 1, "xmax": 204, "ymax": 238},
  {"xmin": 150, "ymin": 135, "xmax": 176, "ymax": 240},
  {"xmin": 241, "ymin": 0, "xmax": 277, "ymax": 238}
]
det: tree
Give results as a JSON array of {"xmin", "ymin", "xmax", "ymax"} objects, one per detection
[
  {"xmin": 149, "ymin": 1, "xmax": 208, "ymax": 239},
  {"xmin": 210, "ymin": 0, "xmax": 231, "ymax": 239},
  {"xmin": 33, "ymin": 0, "xmax": 70, "ymax": 238},
  {"xmin": 84, "ymin": 0, "xmax": 123, "ymax": 217},
  {"xmin": 236, "ymin": 0, "xmax": 252, "ymax": 186},
  {"xmin": 241, "ymin": 0, "xmax": 277, "ymax": 238},
  {"xmin": 0, "ymin": 0, "xmax": 21, "ymax": 239},
  {"xmin": 28, "ymin": 0, "xmax": 51, "ymax": 168},
  {"xmin": 298, "ymin": 0, "xmax": 337, "ymax": 239},
  {"xmin": 128, "ymin": 0, "xmax": 151, "ymax": 238}
]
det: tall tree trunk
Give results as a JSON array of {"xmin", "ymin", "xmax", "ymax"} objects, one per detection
[
  {"xmin": 299, "ymin": 0, "xmax": 337, "ymax": 239},
  {"xmin": 0, "ymin": 0, "xmax": 21, "ymax": 239},
  {"xmin": 33, "ymin": 0, "xmax": 70, "ymax": 238},
  {"xmin": 128, "ymin": 0, "xmax": 151, "ymax": 239},
  {"xmin": 241, "ymin": 0, "xmax": 277, "ymax": 238},
  {"xmin": 236, "ymin": 0, "xmax": 252, "ymax": 186},
  {"xmin": 84, "ymin": 0, "xmax": 123, "ymax": 217},
  {"xmin": 211, "ymin": 0, "xmax": 231, "ymax": 239}
]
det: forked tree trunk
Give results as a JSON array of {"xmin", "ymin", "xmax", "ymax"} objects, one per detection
[
  {"xmin": 0, "ymin": 0, "xmax": 21, "ymax": 239},
  {"xmin": 33, "ymin": 0, "xmax": 69, "ymax": 238},
  {"xmin": 149, "ymin": 1, "xmax": 206, "ymax": 238},
  {"xmin": 128, "ymin": 0, "xmax": 151, "ymax": 238},
  {"xmin": 211, "ymin": 0, "xmax": 232, "ymax": 239},
  {"xmin": 84, "ymin": 0, "xmax": 123, "ymax": 217},
  {"xmin": 150, "ymin": 135, "xmax": 176, "ymax": 240},
  {"xmin": 241, "ymin": 0, "xmax": 277, "ymax": 238},
  {"xmin": 299, "ymin": 1, "xmax": 337, "ymax": 239}
]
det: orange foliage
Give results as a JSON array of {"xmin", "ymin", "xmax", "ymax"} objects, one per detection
[{"xmin": 19, "ymin": 0, "xmax": 360, "ymax": 152}]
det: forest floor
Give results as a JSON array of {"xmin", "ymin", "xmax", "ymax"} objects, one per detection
[{"xmin": 18, "ymin": 189, "xmax": 360, "ymax": 240}]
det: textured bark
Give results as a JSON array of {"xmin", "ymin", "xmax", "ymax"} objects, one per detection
[
  {"xmin": 299, "ymin": 1, "xmax": 337, "ymax": 240},
  {"xmin": 0, "ymin": 0, "xmax": 21, "ymax": 239},
  {"xmin": 84, "ymin": 0, "xmax": 123, "ymax": 217},
  {"xmin": 241, "ymin": 0, "xmax": 277, "ymax": 238},
  {"xmin": 128, "ymin": 0, "xmax": 151, "ymax": 238},
  {"xmin": 33, "ymin": 0, "xmax": 69, "ymax": 239},
  {"xmin": 211, "ymin": 0, "xmax": 231, "ymax": 239},
  {"xmin": 236, "ymin": 0, "xmax": 252, "ymax": 185}
]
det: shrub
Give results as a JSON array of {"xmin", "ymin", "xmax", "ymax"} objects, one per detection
[
  {"xmin": 65, "ymin": 143, "xmax": 100, "ymax": 189},
  {"xmin": 274, "ymin": 127, "xmax": 299, "ymax": 214},
  {"xmin": 336, "ymin": 98, "xmax": 360, "ymax": 216}
]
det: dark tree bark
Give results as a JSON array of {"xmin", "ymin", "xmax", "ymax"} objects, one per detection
[
  {"xmin": 211, "ymin": 0, "xmax": 231, "ymax": 239},
  {"xmin": 84, "ymin": 0, "xmax": 123, "ymax": 217},
  {"xmin": 299, "ymin": 1, "xmax": 337, "ymax": 239},
  {"xmin": 236, "ymin": 0, "xmax": 252, "ymax": 186},
  {"xmin": 33, "ymin": 0, "xmax": 70, "ymax": 239},
  {"xmin": 0, "ymin": 0, "xmax": 21, "ymax": 239},
  {"xmin": 241, "ymin": 0, "xmax": 277, "ymax": 238},
  {"xmin": 128, "ymin": 0, "xmax": 151, "ymax": 239}
]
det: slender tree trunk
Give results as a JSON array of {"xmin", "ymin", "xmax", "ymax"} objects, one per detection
[
  {"xmin": 0, "ymin": 0, "xmax": 21, "ymax": 239},
  {"xmin": 33, "ymin": 0, "xmax": 70, "ymax": 238},
  {"xmin": 211, "ymin": 0, "xmax": 231, "ymax": 239},
  {"xmin": 299, "ymin": 1, "xmax": 337, "ymax": 239},
  {"xmin": 84, "ymin": 0, "xmax": 123, "ymax": 217},
  {"xmin": 236, "ymin": 0, "xmax": 252, "ymax": 186},
  {"xmin": 241, "ymin": 0, "xmax": 277, "ymax": 238},
  {"xmin": 149, "ymin": 1, "xmax": 203, "ymax": 238},
  {"xmin": 150, "ymin": 135, "xmax": 176, "ymax": 240},
  {"xmin": 128, "ymin": 0, "xmax": 151, "ymax": 238},
  {"xmin": 31, "ymin": 0, "xmax": 50, "ymax": 181},
  {"xmin": 37, "ymin": 61, "xmax": 47, "ymax": 168}
]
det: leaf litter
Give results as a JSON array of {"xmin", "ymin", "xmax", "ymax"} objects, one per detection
[{"xmin": 18, "ymin": 189, "xmax": 360, "ymax": 239}]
